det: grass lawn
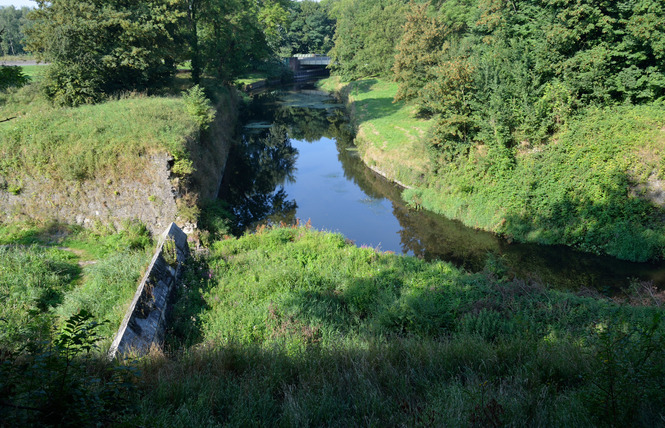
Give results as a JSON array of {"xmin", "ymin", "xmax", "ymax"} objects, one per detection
[
  {"xmin": 235, "ymin": 72, "xmax": 269, "ymax": 87},
  {"xmin": 320, "ymin": 76, "xmax": 432, "ymax": 186}
]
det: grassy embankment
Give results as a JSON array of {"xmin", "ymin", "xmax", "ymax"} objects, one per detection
[
  {"xmin": 0, "ymin": 65, "xmax": 183, "ymax": 344},
  {"xmin": 319, "ymin": 77, "xmax": 665, "ymax": 262},
  {"xmin": 122, "ymin": 225, "xmax": 663, "ymax": 426},
  {"xmin": 0, "ymin": 79, "xmax": 200, "ymax": 188},
  {"xmin": 0, "ymin": 67, "xmax": 239, "ymax": 425},
  {"xmin": 5, "ymin": 224, "xmax": 663, "ymax": 425},
  {"xmin": 0, "ymin": 222, "xmax": 153, "ymax": 349},
  {"xmin": 0, "ymin": 64, "xmax": 227, "ymax": 344}
]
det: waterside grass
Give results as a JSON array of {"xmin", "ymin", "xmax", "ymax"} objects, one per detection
[
  {"xmin": 320, "ymin": 76, "xmax": 431, "ymax": 186},
  {"xmin": 137, "ymin": 225, "xmax": 665, "ymax": 426},
  {"xmin": 320, "ymin": 77, "xmax": 665, "ymax": 262}
]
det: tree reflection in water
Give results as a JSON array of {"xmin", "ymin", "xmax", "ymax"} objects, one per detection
[
  {"xmin": 219, "ymin": 84, "xmax": 665, "ymax": 292},
  {"xmin": 220, "ymin": 86, "xmax": 348, "ymax": 233}
]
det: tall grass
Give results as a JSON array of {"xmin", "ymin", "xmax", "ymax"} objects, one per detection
[
  {"xmin": 0, "ymin": 223, "xmax": 153, "ymax": 348},
  {"xmin": 0, "ymin": 246, "xmax": 79, "ymax": 346},
  {"xmin": 0, "ymin": 87, "xmax": 199, "ymax": 182},
  {"xmin": 143, "ymin": 226, "xmax": 665, "ymax": 426}
]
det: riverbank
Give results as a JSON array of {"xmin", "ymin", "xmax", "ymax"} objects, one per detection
[
  {"xmin": 3, "ymin": 84, "xmax": 665, "ymax": 425},
  {"xmin": 321, "ymin": 77, "xmax": 665, "ymax": 263},
  {"xmin": 71, "ymin": 227, "xmax": 665, "ymax": 425}
]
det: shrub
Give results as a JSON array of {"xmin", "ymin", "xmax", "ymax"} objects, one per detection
[
  {"xmin": 0, "ymin": 65, "xmax": 28, "ymax": 91},
  {"xmin": 182, "ymin": 85, "xmax": 216, "ymax": 130}
]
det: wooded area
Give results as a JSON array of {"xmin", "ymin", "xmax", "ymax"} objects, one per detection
[{"xmin": 0, "ymin": 0, "xmax": 336, "ymax": 105}]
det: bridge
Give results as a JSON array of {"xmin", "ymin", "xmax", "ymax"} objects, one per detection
[
  {"xmin": 293, "ymin": 54, "xmax": 331, "ymax": 67},
  {"xmin": 287, "ymin": 54, "xmax": 331, "ymax": 81}
]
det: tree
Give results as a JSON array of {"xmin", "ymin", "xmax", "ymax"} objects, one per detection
[
  {"xmin": 26, "ymin": 0, "xmax": 183, "ymax": 106},
  {"xmin": 283, "ymin": 0, "xmax": 336, "ymax": 56},
  {"xmin": 329, "ymin": 0, "xmax": 409, "ymax": 80},
  {"xmin": 0, "ymin": 6, "xmax": 31, "ymax": 56},
  {"xmin": 393, "ymin": 2, "xmax": 450, "ymax": 103},
  {"xmin": 186, "ymin": 0, "xmax": 289, "ymax": 84}
]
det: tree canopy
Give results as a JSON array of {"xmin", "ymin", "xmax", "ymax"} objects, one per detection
[
  {"xmin": 282, "ymin": 0, "xmax": 336, "ymax": 56},
  {"xmin": 387, "ymin": 0, "xmax": 665, "ymax": 160},
  {"xmin": 0, "ymin": 6, "xmax": 30, "ymax": 56},
  {"xmin": 329, "ymin": 0, "xmax": 409, "ymax": 80},
  {"xmin": 26, "ymin": 0, "xmax": 183, "ymax": 106}
]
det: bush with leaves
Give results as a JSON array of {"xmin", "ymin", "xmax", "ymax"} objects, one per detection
[
  {"xmin": 0, "ymin": 65, "xmax": 28, "ymax": 91},
  {"xmin": 0, "ymin": 311, "xmax": 138, "ymax": 426},
  {"xmin": 26, "ymin": 0, "xmax": 183, "ymax": 106},
  {"xmin": 182, "ymin": 84, "xmax": 215, "ymax": 130}
]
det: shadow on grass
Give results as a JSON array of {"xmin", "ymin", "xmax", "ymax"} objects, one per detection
[
  {"xmin": 501, "ymin": 171, "xmax": 665, "ymax": 264},
  {"xmin": 349, "ymin": 78, "xmax": 378, "ymax": 94},
  {"xmin": 354, "ymin": 96, "xmax": 403, "ymax": 123}
]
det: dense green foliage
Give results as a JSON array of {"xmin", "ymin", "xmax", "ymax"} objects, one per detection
[
  {"xmin": 0, "ymin": 65, "xmax": 28, "ymax": 91},
  {"xmin": 186, "ymin": 0, "xmax": 290, "ymax": 84},
  {"xmin": 327, "ymin": 0, "xmax": 665, "ymax": 261},
  {"xmin": 329, "ymin": 0, "xmax": 409, "ymax": 79},
  {"xmin": 406, "ymin": 104, "xmax": 665, "ymax": 262},
  {"xmin": 1, "ymin": 310, "xmax": 138, "ymax": 426},
  {"xmin": 23, "ymin": 0, "xmax": 304, "ymax": 103},
  {"xmin": 0, "ymin": 6, "xmax": 30, "ymax": 56},
  {"xmin": 151, "ymin": 226, "xmax": 665, "ymax": 426},
  {"xmin": 281, "ymin": 0, "xmax": 336, "ymax": 56},
  {"xmin": 26, "ymin": 0, "xmax": 183, "ymax": 106},
  {"xmin": 393, "ymin": 0, "xmax": 665, "ymax": 156}
]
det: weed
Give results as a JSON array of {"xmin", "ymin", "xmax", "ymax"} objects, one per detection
[
  {"xmin": 162, "ymin": 237, "xmax": 178, "ymax": 268},
  {"xmin": 0, "ymin": 311, "xmax": 138, "ymax": 426}
]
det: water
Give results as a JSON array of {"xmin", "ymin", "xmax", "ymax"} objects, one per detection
[{"xmin": 219, "ymin": 84, "xmax": 665, "ymax": 292}]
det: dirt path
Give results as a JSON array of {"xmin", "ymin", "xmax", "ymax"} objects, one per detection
[{"xmin": 0, "ymin": 60, "xmax": 47, "ymax": 66}]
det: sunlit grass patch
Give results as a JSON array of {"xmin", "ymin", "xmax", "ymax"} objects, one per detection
[
  {"xmin": 0, "ymin": 88, "xmax": 199, "ymax": 182},
  {"xmin": 235, "ymin": 72, "xmax": 269, "ymax": 86},
  {"xmin": 323, "ymin": 77, "xmax": 432, "ymax": 185}
]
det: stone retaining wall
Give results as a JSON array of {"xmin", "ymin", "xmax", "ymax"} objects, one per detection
[{"xmin": 109, "ymin": 223, "xmax": 189, "ymax": 358}]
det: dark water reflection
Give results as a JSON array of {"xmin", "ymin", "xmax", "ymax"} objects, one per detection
[{"xmin": 219, "ymin": 83, "xmax": 665, "ymax": 292}]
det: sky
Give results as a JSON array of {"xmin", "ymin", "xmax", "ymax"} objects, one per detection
[{"xmin": 0, "ymin": 0, "xmax": 35, "ymax": 8}]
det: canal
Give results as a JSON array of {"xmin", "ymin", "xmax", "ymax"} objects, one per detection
[{"xmin": 219, "ymin": 83, "xmax": 665, "ymax": 293}]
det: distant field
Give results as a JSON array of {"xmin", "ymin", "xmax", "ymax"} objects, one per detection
[
  {"xmin": 20, "ymin": 64, "xmax": 48, "ymax": 79},
  {"xmin": 235, "ymin": 72, "xmax": 269, "ymax": 86},
  {"xmin": 0, "ymin": 54, "xmax": 37, "ymax": 63}
]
